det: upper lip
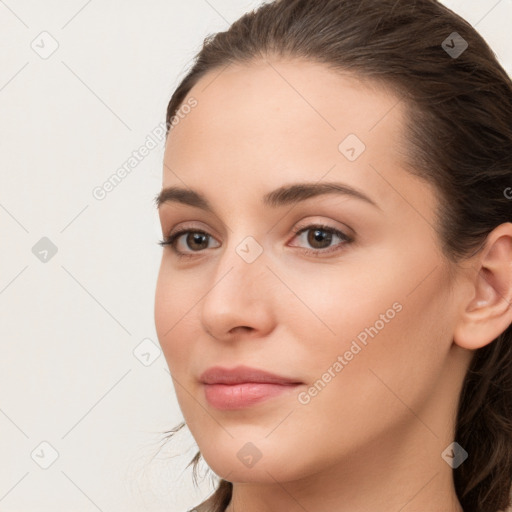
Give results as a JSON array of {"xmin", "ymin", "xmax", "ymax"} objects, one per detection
[{"xmin": 199, "ymin": 365, "xmax": 302, "ymax": 385}]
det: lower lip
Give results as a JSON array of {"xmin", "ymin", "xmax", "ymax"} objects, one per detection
[{"xmin": 203, "ymin": 382, "xmax": 301, "ymax": 410}]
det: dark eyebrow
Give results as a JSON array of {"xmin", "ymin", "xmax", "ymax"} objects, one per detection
[{"xmin": 154, "ymin": 182, "xmax": 380, "ymax": 211}]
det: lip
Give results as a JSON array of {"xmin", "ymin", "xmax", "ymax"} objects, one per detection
[
  {"xmin": 199, "ymin": 365, "xmax": 302, "ymax": 385},
  {"xmin": 199, "ymin": 365, "xmax": 303, "ymax": 410}
]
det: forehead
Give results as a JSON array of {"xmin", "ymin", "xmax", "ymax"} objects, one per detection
[
  {"xmin": 167, "ymin": 58, "xmax": 405, "ymax": 152},
  {"xmin": 162, "ymin": 58, "xmax": 423, "ymax": 214}
]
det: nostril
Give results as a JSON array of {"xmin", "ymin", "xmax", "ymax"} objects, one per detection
[{"xmin": 230, "ymin": 326, "xmax": 252, "ymax": 333}]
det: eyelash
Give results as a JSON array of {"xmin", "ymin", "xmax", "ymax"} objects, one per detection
[{"xmin": 158, "ymin": 223, "xmax": 353, "ymax": 260}]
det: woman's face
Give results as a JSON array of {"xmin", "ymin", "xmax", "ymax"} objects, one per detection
[{"xmin": 155, "ymin": 59, "xmax": 471, "ymax": 484}]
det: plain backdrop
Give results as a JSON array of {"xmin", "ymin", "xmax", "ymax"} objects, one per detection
[{"xmin": 0, "ymin": 1, "xmax": 511, "ymax": 511}]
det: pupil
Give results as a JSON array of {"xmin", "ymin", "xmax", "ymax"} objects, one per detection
[
  {"xmin": 309, "ymin": 228, "xmax": 332, "ymax": 248},
  {"xmin": 189, "ymin": 232, "xmax": 207, "ymax": 249}
]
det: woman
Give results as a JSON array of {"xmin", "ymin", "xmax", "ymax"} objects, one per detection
[{"xmin": 153, "ymin": 0, "xmax": 512, "ymax": 511}]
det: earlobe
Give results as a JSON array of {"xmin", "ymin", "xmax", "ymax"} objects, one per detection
[{"xmin": 453, "ymin": 222, "xmax": 512, "ymax": 351}]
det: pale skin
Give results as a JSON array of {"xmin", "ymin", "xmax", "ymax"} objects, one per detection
[{"xmin": 154, "ymin": 58, "xmax": 512, "ymax": 512}]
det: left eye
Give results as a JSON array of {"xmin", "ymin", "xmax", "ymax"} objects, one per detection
[{"xmin": 289, "ymin": 224, "xmax": 352, "ymax": 255}]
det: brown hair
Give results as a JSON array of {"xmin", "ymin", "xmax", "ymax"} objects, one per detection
[{"xmin": 161, "ymin": 1, "xmax": 512, "ymax": 511}]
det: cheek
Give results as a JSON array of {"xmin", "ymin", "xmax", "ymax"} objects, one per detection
[
  {"xmin": 154, "ymin": 260, "xmax": 198, "ymax": 371},
  {"xmin": 288, "ymin": 250, "xmax": 455, "ymax": 418},
  {"xmin": 264, "ymin": 276, "xmax": 455, "ymax": 477},
  {"xmin": 312, "ymin": 263, "xmax": 455, "ymax": 428}
]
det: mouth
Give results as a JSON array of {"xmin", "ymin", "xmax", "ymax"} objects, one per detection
[{"xmin": 199, "ymin": 365, "xmax": 303, "ymax": 410}]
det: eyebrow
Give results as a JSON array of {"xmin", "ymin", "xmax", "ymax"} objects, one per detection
[{"xmin": 154, "ymin": 181, "xmax": 380, "ymax": 211}]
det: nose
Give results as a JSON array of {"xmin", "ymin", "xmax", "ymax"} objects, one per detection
[{"xmin": 200, "ymin": 235, "xmax": 276, "ymax": 342}]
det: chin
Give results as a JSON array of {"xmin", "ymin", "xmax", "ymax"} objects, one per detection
[{"xmin": 198, "ymin": 439, "xmax": 317, "ymax": 485}]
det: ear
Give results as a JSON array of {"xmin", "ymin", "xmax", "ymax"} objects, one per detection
[{"xmin": 453, "ymin": 222, "xmax": 512, "ymax": 350}]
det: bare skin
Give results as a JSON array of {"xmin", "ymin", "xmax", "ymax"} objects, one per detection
[{"xmin": 154, "ymin": 58, "xmax": 512, "ymax": 512}]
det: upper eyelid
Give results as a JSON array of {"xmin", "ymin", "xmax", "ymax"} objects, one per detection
[
  {"xmin": 168, "ymin": 222, "xmax": 218, "ymax": 241},
  {"xmin": 164, "ymin": 214, "xmax": 353, "ymax": 235}
]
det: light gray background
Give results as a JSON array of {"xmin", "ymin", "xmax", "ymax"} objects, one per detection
[{"xmin": 0, "ymin": 1, "xmax": 511, "ymax": 511}]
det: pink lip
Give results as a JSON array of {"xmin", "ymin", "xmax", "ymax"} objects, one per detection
[
  {"xmin": 199, "ymin": 365, "xmax": 302, "ymax": 385},
  {"xmin": 199, "ymin": 365, "xmax": 303, "ymax": 410}
]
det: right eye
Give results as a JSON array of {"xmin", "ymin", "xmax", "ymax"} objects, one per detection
[{"xmin": 158, "ymin": 229, "xmax": 220, "ymax": 258}]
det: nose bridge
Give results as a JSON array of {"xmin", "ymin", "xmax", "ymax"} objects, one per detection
[
  {"xmin": 209, "ymin": 229, "xmax": 270, "ymax": 301},
  {"xmin": 199, "ymin": 228, "xmax": 275, "ymax": 336}
]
